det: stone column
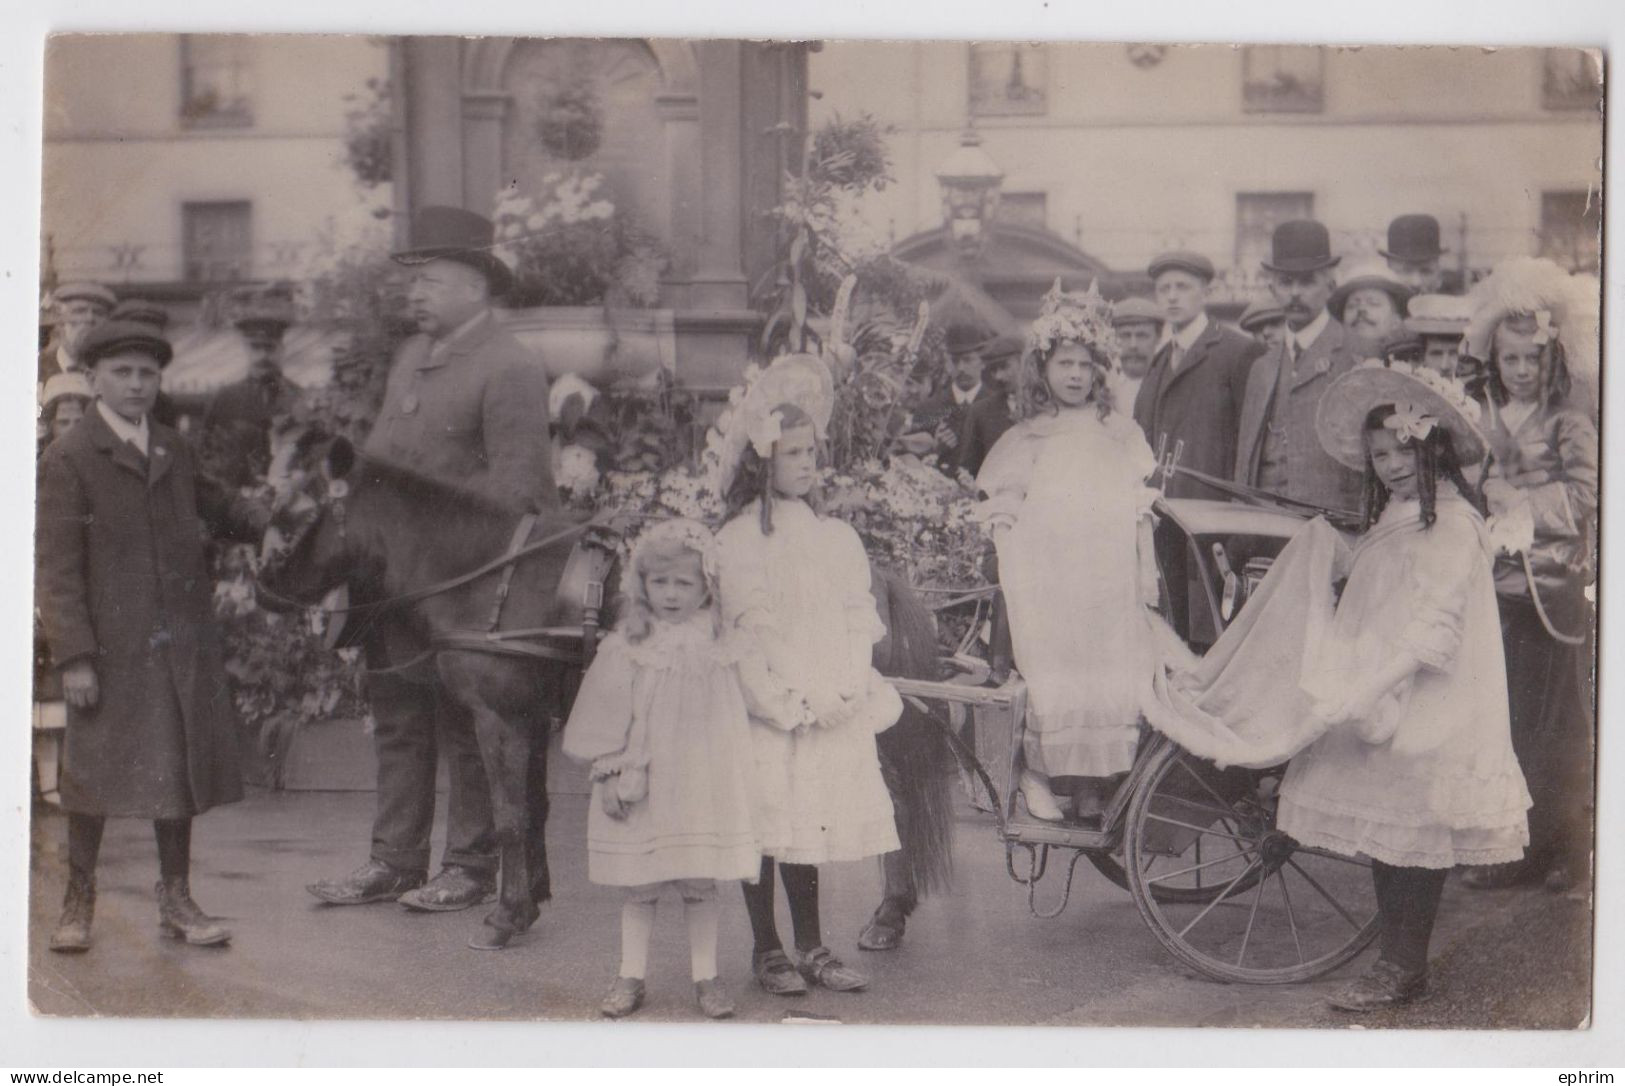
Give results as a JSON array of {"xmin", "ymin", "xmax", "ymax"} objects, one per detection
[
  {"xmin": 460, "ymin": 92, "xmax": 510, "ymax": 218},
  {"xmin": 401, "ymin": 36, "xmax": 466, "ymax": 214},
  {"xmin": 690, "ymin": 40, "xmax": 748, "ymax": 309}
]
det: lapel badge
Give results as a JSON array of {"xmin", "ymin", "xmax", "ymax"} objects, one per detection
[
  {"xmin": 402, "ymin": 395, "xmax": 419, "ymax": 415},
  {"xmin": 1316, "ymin": 357, "xmax": 1329, "ymax": 374}
]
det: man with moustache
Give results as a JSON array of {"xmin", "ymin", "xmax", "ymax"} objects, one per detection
[
  {"xmin": 954, "ymin": 332, "xmax": 1024, "ymax": 478},
  {"xmin": 1328, "ymin": 260, "xmax": 1413, "ymax": 348},
  {"xmin": 1109, "ymin": 297, "xmax": 1162, "ymax": 409},
  {"xmin": 1380, "ymin": 213, "xmax": 1453, "ymax": 295},
  {"xmin": 1234, "ymin": 220, "xmax": 1364, "ymax": 515},
  {"xmin": 899, "ymin": 324, "xmax": 995, "ymax": 470},
  {"xmin": 307, "ymin": 206, "xmax": 560, "ymax": 915}
]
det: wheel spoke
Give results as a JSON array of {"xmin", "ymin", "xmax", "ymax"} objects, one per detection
[
  {"xmin": 1176, "ymin": 859, "xmax": 1261, "ymax": 939},
  {"xmin": 1144, "ymin": 811, "xmax": 1254, "ymax": 845},
  {"xmin": 1156, "ymin": 791, "xmax": 1245, "ymax": 823},
  {"xmin": 1175, "ymin": 756, "xmax": 1240, "ymax": 814},
  {"xmin": 1277, "ymin": 869, "xmax": 1306, "ymax": 965},
  {"xmin": 1145, "ymin": 847, "xmax": 1257, "ymax": 886},
  {"xmin": 1286, "ymin": 858, "xmax": 1366, "ymax": 933},
  {"xmin": 1236, "ymin": 861, "xmax": 1269, "ymax": 966}
]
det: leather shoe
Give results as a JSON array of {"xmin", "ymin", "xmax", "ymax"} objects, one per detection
[
  {"xmin": 1461, "ymin": 860, "xmax": 1541, "ymax": 891},
  {"xmin": 600, "ymin": 976, "xmax": 645, "ymax": 1018},
  {"xmin": 307, "ymin": 859, "xmax": 425, "ymax": 905},
  {"xmin": 1326, "ymin": 960, "xmax": 1428, "ymax": 1012},
  {"xmin": 1019, "ymin": 770, "xmax": 1067, "ymax": 822},
  {"xmin": 752, "ymin": 948, "xmax": 809, "ymax": 996},
  {"xmin": 694, "ymin": 977, "xmax": 735, "ymax": 1019},
  {"xmin": 398, "ymin": 865, "xmax": 497, "ymax": 912},
  {"xmin": 797, "ymin": 945, "xmax": 868, "ymax": 992}
]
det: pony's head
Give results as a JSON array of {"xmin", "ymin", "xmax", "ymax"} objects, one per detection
[{"xmin": 257, "ymin": 427, "xmax": 370, "ymax": 608}]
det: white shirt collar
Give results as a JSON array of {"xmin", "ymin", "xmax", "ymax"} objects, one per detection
[
  {"xmin": 56, "ymin": 344, "xmax": 80, "ymax": 375},
  {"xmin": 952, "ymin": 382, "xmax": 982, "ymax": 406},
  {"xmin": 1293, "ymin": 309, "xmax": 1331, "ymax": 352},
  {"xmin": 97, "ymin": 399, "xmax": 150, "ymax": 455},
  {"xmin": 1170, "ymin": 312, "xmax": 1209, "ymax": 352}
]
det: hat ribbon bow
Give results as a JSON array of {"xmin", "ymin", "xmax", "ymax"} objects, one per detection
[{"xmin": 1384, "ymin": 401, "xmax": 1437, "ymax": 444}]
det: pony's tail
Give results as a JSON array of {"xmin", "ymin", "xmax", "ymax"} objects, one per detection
[{"xmin": 872, "ymin": 565, "xmax": 956, "ymax": 899}]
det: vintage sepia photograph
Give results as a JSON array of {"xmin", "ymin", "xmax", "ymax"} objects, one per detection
[{"xmin": 23, "ymin": 29, "xmax": 1603, "ymax": 1045}]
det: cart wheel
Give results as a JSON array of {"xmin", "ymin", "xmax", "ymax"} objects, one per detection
[
  {"xmin": 1085, "ymin": 850, "xmax": 1259, "ymax": 906},
  {"xmin": 1124, "ymin": 740, "xmax": 1379, "ymax": 984}
]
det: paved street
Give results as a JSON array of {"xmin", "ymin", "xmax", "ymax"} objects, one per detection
[{"xmin": 26, "ymin": 783, "xmax": 1589, "ymax": 1030}]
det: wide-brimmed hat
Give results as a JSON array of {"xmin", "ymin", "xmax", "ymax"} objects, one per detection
[
  {"xmin": 41, "ymin": 371, "xmax": 94, "ymax": 409},
  {"xmin": 1237, "ymin": 298, "xmax": 1286, "ymax": 332},
  {"xmin": 52, "ymin": 281, "xmax": 117, "ymax": 311},
  {"xmin": 1379, "ymin": 214, "xmax": 1448, "ymax": 262},
  {"xmin": 1261, "ymin": 220, "xmax": 1341, "ymax": 274},
  {"xmin": 1317, "ymin": 358, "xmax": 1487, "ymax": 470},
  {"xmin": 1462, "ymin": 257, "xmax": 1600, "ymax": 386},
  {"xmin": 1111, "ymin": 296, "xmax": 1165, "ymax": 328},
  {"xmin": 110, "ymin": 298, "xmax": 170, "ymax": 331},
  {"xmin": 1328, "ymin": 261, "xmax": 1414, "ymax": 323},
  {"xmin": 712, "ymin": 352, "xmax": 835, "ymax": 497},
  {"xmin": 1404, "ymin": 293, "xmax": 1471, "ymax": 338},
  {"xmin": 78, "ymin": 320, "xmax": 174, "ymax": 369},
  {"xmin": 1147, "ymin": 250, "xmax": 1216, "ymax": 283},
  {"xmin": 392, "ymin": 205, "xmax": 515, "ymax": 297}
]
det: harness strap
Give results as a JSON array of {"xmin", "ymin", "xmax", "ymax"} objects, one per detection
[{"xmin": 484, "ymin": 513, "xmax": 538, "ymax": 632}]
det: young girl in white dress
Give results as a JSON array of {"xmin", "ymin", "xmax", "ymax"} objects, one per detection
[
  {"xmin": 713, "ymin": 353, "xmax": 902, "ymax": 997},
  {"xmin": 562, "ymin": 518, "xmax": 762, "ymax": 1020},
  {"xmin": 975, "ymin": 282, "xmax": 1164, "ymax": 821},
  {"xmin": 1288, "ymin": 361, "xmax": 1530, "ymax": 1010}
]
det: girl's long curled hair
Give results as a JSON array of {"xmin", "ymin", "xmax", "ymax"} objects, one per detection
[
  {"xmin": 1484, "ymin": 312, "xmax": 1574, "ymax": 408},
  {"xmin": 1014, "ymin": 341, "xmax": 1116, "ymax": 422},
  {"xmin": 618, "ymin": 537, "xmax": 723, "ymax": 645},
  {"xmin": 721, "ymin": 402, "xmax": 823, "ymax": 536},
  {"xmin": 1359, "ymin": 405, "xmax": 1481, "ymax": 532}
]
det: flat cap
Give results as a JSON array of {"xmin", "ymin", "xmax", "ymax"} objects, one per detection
[
  {"xmin": 52, "ymin": 281, "xmax": 118, "ymax": 310},
  {"xmin": 111, "ymin": 298, "xmax": 170, "ymax": 330},
  {"xmin": 1147, "ymin": 250, "xmax": 1216, "ymax": 283},
  {"xmin": 1111, "ymin": 296, "xmax": 1165, "ymax": 326},
  {"xmin": 78, "ymin": 319, "xmax": 174, "ymax": 368},
  {"xmin": 1237, "ymin": 298, "xmax": 1287, "ymax": 332}
]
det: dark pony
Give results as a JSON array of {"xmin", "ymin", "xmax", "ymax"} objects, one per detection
[{"xmin": 1358, "ymin": 405, "xmax": 1481, "ymax": 532}]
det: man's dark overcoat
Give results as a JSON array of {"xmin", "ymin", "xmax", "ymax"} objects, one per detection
[{"xmin": 1131, "ymin": 319, "xmax": 1264, "ymax": 501}]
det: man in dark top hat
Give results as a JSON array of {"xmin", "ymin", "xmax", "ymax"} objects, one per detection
[
  {"xmin": 954, "ymin": 332, "xmax": 1024, "ymax": 478},
  {"xmin": 307, "ymin": 206, "xmax": 561, "ymax": 914},
  {"xmin": 1380, "ymin": 213, "xmax": 1453, "ymax": 295},
  {"xmin": 1234, "ymin": 221, "xmax": 1364, "ymax": 514},
  {"xmin": 900, "ymin": 323, "xmax": 997, "ymax": 470},
  {"xmin": 201, "ymin": 293, "xmax": 297, "ymax": 488}
]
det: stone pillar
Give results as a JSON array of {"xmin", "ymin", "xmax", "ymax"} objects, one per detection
[
  {"xmin": 690, "ymin": 41, "xmax": 748, "ymax": 309},
  {"xmin": 461, "ymin": 92, "xmax": 510, "ymax": 217},
  {"xmin": 401, "ymin": 37, "xmax": 466, "ymax": 214}
]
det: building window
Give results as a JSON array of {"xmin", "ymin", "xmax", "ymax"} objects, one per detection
[
  {"xmin": 969, "ymin": 44, "xmax": 1047, "ymax": 117},
  {"xmin": 1542, "ymin": 49, "xmax": 1603, "ymax": 111},
  {"xmin": 180, "ymin": 35, "xmax": 254, "ymax": 127},
  {"xmin": 1235, "ymin": 192, "xmax": 1315, "ymax": 270},
  {"xmin": 183, "ymin": 201, "xmax": 253, "ymax": 283},
  {"xmin": 995, "ymin": 192, "xmax": 1048, "ymax": 231},
  {"xmin": 1241, "ymin": 45, "xmax": 1324, "ymax": 113},
  {"xmin": 1538, "ymin": 190, "xmax": 1601, "ymax": 275}
]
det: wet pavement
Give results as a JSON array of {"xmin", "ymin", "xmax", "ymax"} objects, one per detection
[{"xmin": 25, "ymin": 784, "xmax": 1590, "ymax": 1031}]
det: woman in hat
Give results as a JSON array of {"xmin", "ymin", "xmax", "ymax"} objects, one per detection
[
  {"xmin": 975, "ymin": 282, "xmax": 1165, "ymax": 822},
  {"xmin": 1458, "ymin": 258, "xmax": 1598, "ymax": 893},
  {"xmin": 713, "ymin": 354, "xmax": 902, "ymax": 996},
  {"xmin": 1287, "ymin": 360, "xmax": 1530, "ymax": 1010},
  {"xmin": 36, "ymin": 321, "xmax": 261, "ymax": 953},
  {"xmin": 39, "ymin": 371, "xmax": 93, "ymax": 452}
]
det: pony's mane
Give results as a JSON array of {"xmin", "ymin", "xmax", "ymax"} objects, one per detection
[{"xmin": 354, "ymin": 453, "xmax": 519, "ymax": 524}]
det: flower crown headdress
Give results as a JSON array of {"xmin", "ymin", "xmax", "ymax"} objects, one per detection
[
  {"xmin": 1025, "ymin": 278, "xmax": 1122, "ymax": 370},
  {"xmin": 630, "ymin": 517, "xmax": 722, "ymax": 583}
]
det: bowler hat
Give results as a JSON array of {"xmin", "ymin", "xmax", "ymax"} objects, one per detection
[
  {"xmin": 1111, "ymin": 296, "xmax": 1165, "ymax": 327},
  {"xmin": 1261, "ymin": 220, "xmax": 1341, "ymax": 274},
  {"xmin": 944, "ymin": 323, "xmax": 992, "ymax": 356},
  {"xmin": 1329, "ymin": 261, "xmax": 1414, "ymax": 323},
  {"xmin": 1237, "ymin": 298, "xmax": 1287, "ymax": 332},
  {"xmin": 1379, "ymin": 214, "xmax": 1448, "ymax": 262},
  {"xmin": 111, "ymin": 298, "xmax": 170, "ymax": 331},
  {"xmin": 53, "ymin": 281, "xmax": 117, "ymax": 311},
  {"xmin": 392, "ymin": 205, "xmax": 515, "ymax": 297},
  {"xmin": 1147, "ymin": 250, "xmax": 1216, "ymax": 283},
  {"xmin": 79, "ymin": 320, "xmax": 174, "ymax": 368}
]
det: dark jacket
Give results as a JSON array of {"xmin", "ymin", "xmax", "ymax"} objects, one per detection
[
  {"xmin": 956, "ymin": 390, "xmax": 1016, "ymax": 477},
  {"xmin": 906, "ymin": 384, "xmax": 994, "ymax": 467},
  {"xmin": 1482, "ymin": 398, "xmax": 1598, "ymax": 600},
  {"xmin": 363, "ymin": 310, "xmax": 560, "ymax": 514},
  {"xmin": 200, "ymin": 373, "xmax": 292, "ymax": 488},
  {"xmin": 1132, "ymin": 318, "xmax": 1263, "ymax": 501},
  {"xmin": 36, "ymin": 409, "xmax": 257, "ymax": 817}
]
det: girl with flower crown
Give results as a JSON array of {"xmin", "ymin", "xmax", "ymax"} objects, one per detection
[
  {"xmin": 974, "ymin": 282, "xmax": 1166, "ymax": 822},
  {"xmin": 712, "ymin": 353, "xmax": 902, "ymax": 998},
  {"xmin": 562, "ymin": 518, "xmax": 762, "ymax": 1021}
]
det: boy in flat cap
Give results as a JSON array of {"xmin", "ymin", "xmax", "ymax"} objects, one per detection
[{"xmin": 36, "ymin": 321, "xmax": 265, "ymax": 953}]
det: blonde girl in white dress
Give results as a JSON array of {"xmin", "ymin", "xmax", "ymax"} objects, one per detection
[
  {"xmin": 562, "ymin": 518, "xmax": 762, "ymax": 1021},
  {"xmin": 975, "ymin": 282, "xmax": 1165, "ymax": 821},
  {"xmin": 713, "ymin": 353, "xmax": 902, "ymax": 997}
]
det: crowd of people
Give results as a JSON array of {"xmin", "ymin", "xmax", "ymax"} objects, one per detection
[{"xmin": 32, "ymin": 203, "xmax": 1598, "ymax": 1019}]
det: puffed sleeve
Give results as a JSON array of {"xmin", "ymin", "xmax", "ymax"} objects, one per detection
[
  {"xmin": 716, "ymin": 520, "xmax": 808, "ymax": 731},
  {"xmin": 35, "ymin": 447, "xmax": 98, "ymax": 667},
  {"xmin": 1395, "ymin": 514, "xmax": 1484, "ymax": 673},
  {"xmin": 972, "ymin": 422, "xmax": 1041, "ymax": 530},
  {"xmin": 561, "ymin": 633, "xmax": 638, "ymax": 764},
  {"xmin": 1520, "ymin": 409, "xmax": 1598, "ymax": 539}
]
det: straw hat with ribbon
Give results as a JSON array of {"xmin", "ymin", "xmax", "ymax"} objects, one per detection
[
  {"xmin": 712, "ymin": 352, "xmax": 835, "ymax": 497},
  {"xmin": 1316, "ymin": 358, "xmax": 1488, "ymax": 471}
]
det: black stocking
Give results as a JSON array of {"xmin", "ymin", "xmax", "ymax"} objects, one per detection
[
  {"xmin": 779, "ymin": 862, "xmax": 822, "ymax": 953},
  {"xmin": 154, "ymin": 818, "xmax": 191, "ymax": 879},
  {"xmin": 1372, "ymin": 860, "xmax": 1447, "ymax": 975},
  {"xmin": 740, "ymin": 855, "xmax": 782, "ymax": 956},
  {"xmin": 67, "ymin": 813, "xmax": 105, "ymax": 879}
]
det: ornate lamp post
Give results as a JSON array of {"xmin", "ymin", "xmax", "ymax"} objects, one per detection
[{"xmin": 935, "ymin": 129, "xmax": 1004, "ymax": 260}]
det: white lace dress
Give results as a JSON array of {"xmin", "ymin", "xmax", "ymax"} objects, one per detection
[
  {"xmin": 976, "ymin": 408, "xmax": 1165, "ymax": 778},
  {"xmin": 561, "ymin": 614, "xmax": 763, "ymax": 886},
  {"xmin": 716, "ymin": 499, "xmax": 902, "ymax": 865},
  {"xmin": 1279, "ymin": 496, "xmax": 1532, "ymax": 868}
]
